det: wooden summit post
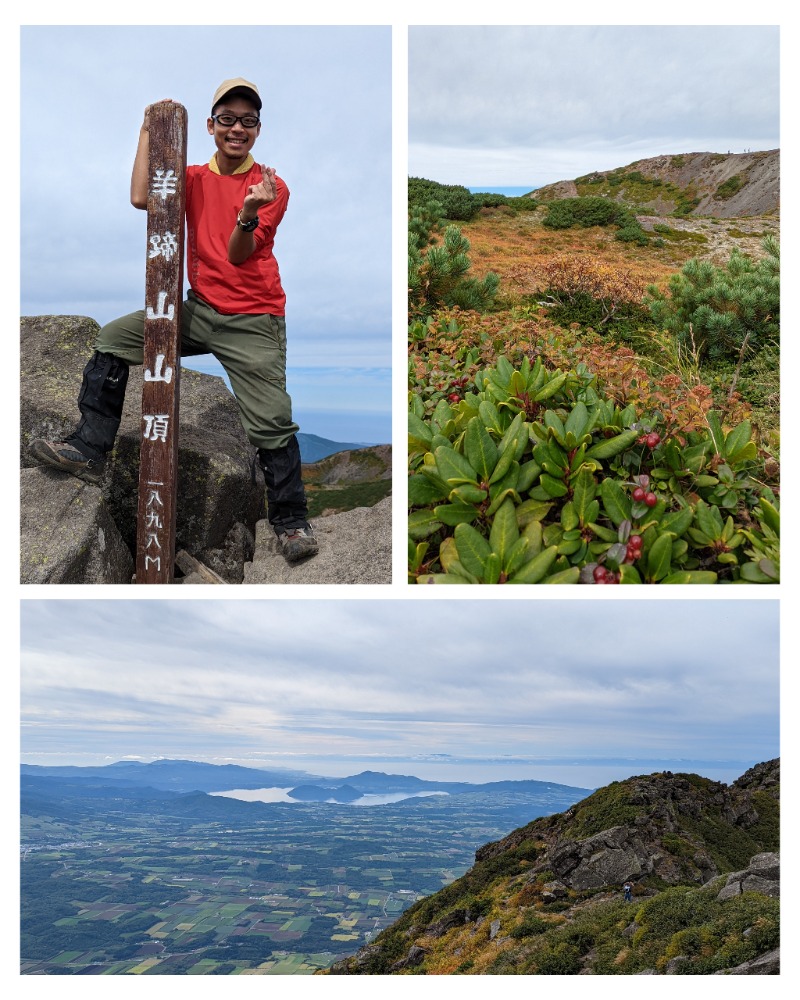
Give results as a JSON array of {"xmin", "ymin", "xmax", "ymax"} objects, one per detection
[{"xmin": 136, "ymin": 102, "xmax": 188, "ymax": 584}]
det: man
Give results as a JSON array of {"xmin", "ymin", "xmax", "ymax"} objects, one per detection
[{"xmin": 30, "ymin": 78, "xmax": 317, "ymax": 563}]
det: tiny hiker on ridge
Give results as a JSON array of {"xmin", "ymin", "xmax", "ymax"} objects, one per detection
[{"xmin": 30, "ymin": 78, "xmax": 318, "ymax": 564}]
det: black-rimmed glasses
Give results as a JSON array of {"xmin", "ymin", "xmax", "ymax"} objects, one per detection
[{"xmin": 211, "ymin": 113, "xmax": 260, "ymax": 129}]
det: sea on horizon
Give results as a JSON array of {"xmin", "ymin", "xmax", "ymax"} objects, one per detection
[{"xmin": 468, "ymin": 185, "xmax": 538, "ymax": 196}]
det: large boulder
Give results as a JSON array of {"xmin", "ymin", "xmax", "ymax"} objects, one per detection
[
  {"xmin": 243, "ymin": 496, "xmax": 392, "ymax": 584},
  {"xmin": 21, "ymin": 468, "xmax": 134, "ymax": 584},
  {"xmin": 21, "ymin": 315, "xmax": 265, "ymax": 581},
  {"xmin": 714, "ymin": 852, "xmax": 780, "ymax": 901}
]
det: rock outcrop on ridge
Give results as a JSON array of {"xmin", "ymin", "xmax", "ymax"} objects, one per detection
[{"xmin": 325, "ymin": 760, "xmax": 779, "ymax": 976}]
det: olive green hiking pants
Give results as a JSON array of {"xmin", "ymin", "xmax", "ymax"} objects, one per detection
[{"xmin": 95, "ymin": 291, "xmax": 299, "ymax": 450}]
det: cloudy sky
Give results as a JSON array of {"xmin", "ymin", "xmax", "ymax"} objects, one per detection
[
  {"xmin": 409, "ymin": 25, "xmax": 780, "ymax": 188},
  {"xmin": 20, "ymin": 598, "xmax": 778, "ymax": 788},
  {"xmin": 20, "ymin": 25, "xmax": 391, "ymax": 444}
]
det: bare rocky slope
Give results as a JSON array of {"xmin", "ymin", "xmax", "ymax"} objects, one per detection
[
  {"xmin": 535, "ymin": 150, "xmax": 779, "ymax": 219},
  {"xmin": 325, "ymin": 760, "xmax": 779, "ymax": 976}
]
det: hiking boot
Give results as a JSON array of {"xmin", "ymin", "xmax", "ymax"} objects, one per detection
[
  {"xmin": 29, "ymin": 439, "xmax": 105, "ymax": 485},
  {"xmin": 276, "ymin": 526, "xmax": 318, "ymax": 563}
]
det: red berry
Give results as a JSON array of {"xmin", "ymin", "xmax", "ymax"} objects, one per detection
[
  {"xmin": 593, "ymin": 565, "xmax": 608, "ymax": 582},
  {"xmin": 646, "ymin": 432, "xmax": 661, "ymax": 449},
  {"xmin": 448, "ymin": 393, "xmax": 460, "ymax": 402},
  {"xmin": 645, "ymin": 492, "xmax": 657, "ymax": 507},
  {"xmin": 630, "ymin": 535, "xmax": 642, "ymax": 547},
  {"xmin": 606, "ymin": 572, "xmax": 620, "ymax": 584},
  {"xmin": 632, "ymin": 487, "xmax": 646, "ymax": 502}
]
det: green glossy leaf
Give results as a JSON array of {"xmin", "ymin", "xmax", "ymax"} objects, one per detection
[
  {"xmin": 449, "ymin": 484, "xmax": 488, "ymax": 505},
  {"xmin": 758, "ymin": 498, "xmax": 780, "ymax": 536},
  {"xmin": 508, "ymin": 545, "xmax": 558, "ymax": 583},
  {"xmin": 661, "ymin": 571, "xmax": 718, "ymax": 584},
  {"xmin": 478, "ymin": 399, "xmax": 503, "ymax": 435},
  {"xmin": 465, "ymin": 416, "xmax": 498, "ymax": 480},
  {"xmin": 542, "ymin": 567, "xmax": 581, "ymax": 584},
  {"xmin": 534, "ymin": 371, "xmax": 567, "ymax": 401},
  {"xmin": 544, "ymin": 410, "xmax": 566, "ymax": 446},
  {"xmin": 646, "ymin": 533, "xmax": 673, "ymax": 582},
  {"xmin": 453, "ymin": 523, "xmax": 492, "ymax": 578},
  {"xmin": 483, "ymin": 551, "xmax": 502, "ymax": 584},
  {"xmin": 504, "ymin": 536, "xmax": 532, "ymax": 577},
  {"xmin": 434, "ymin": 445, "xmax": 478, "ymax": 486},
  {"xmin": 584, "ymin": 428, "xmax": 639, "ymax": 461},
  {"xmin": 516, "ymin": 499, "xmax": 552, "ymax": 527},
  {"xmin": 723, "ymin": 419, "xmax": 751, "ymax": 460},
  {"xmin": 658, "ymin": 507, "xmax": 693, "ymax": 538},
  {"xmin": 517, "ymin": 459, "xmax": 541, "ymax": 493},
  {"xmin": 587, "ymin": 522, "xmax": 618, "ymax": 543},
  {"xmin": 521, "ymin": 519, "xmax": 544, "ymax": 555},
  {"xmin": 416, "ymin": 573, "xmax": 470, "ymax": 585},
  {"xmin": 599, "ymin": 478, "xmax": 631, "ymax": 527},
  {"xmin": 572, "ymin": 465, "xmax": 597, "ymax": 526},
  {"xmin": 409, "ymin": 473, "xmax": 448, "ymax": 507},
  {"xmin": 433, "ymin": 502, "xmax": 480, "ymax": 527},
  {"xmin": 408, "ymin": 509, "xmax": 443, "ymax": 539},
  {"xmin": 694, "ymin": 500, "xmax": 724, "ymax": 540},
  {"xmin": 408, "ymin": 540, "xmax": 428, "ymax": 572},
  {"xmin": 408, "ymin": 410, "xmax": 433, "ymax": 448},
  {"xmin": 489, "ymin": 499, "xmax": 520, "ymax": 567},
  {"xmin": 540, "ymin": 473, "xmax": 569, "ymax": 498},
  {"xmin": 683, "ymin": 441, "xmax": 713, "ymax": 474},
  {"xmin": 486, "ymin": 487, "xmax": 521, "ymax": 517},
  {"xmin": 564, "ymin": 401, "xmax": 590, "ymax": 440},
  {"xmin": 561, "ymin": 501, "xmax": 579, "ymax": 532}
]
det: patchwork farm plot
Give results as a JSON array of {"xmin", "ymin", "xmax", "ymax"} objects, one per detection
[{"xmin": 22, "ymin": 791, "xmax": 547, "ymax": 974}]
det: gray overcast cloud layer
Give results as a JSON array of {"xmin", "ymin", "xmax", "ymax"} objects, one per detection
[
  {"xmin": 20, "ymin": 600, "xmax": 779, "ymax": 775},
  {"xmin": 409, "ymin": 25, "xmax": 779, "ymax": 186}
]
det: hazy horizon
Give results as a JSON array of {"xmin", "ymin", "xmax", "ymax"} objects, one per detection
[
  {"xmin": 19, "ymin": 749, "xmax": 767, "ymax": 792},
  {"xmin": 21, "ymin": 600, "xmax": 779, "ymax": 793}
]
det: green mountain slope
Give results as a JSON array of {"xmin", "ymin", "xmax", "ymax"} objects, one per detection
[{"xmin": 325, "ymin": 760, "xmax": 779, "ymax": 976}]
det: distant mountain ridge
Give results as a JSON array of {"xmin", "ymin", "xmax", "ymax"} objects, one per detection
[
  {"xmin": 535, "ymin": 149, "xmax": 779, "ymax": 218},
  {"xmin": 297, "ymin": 433, "xmax": 384, "ymax": 464},
  {"xmin": 21, "ymin": 759, "xmax": 590, "ymax": 804},
  {"xmin": 326, "ymin": 760, "xmax": 779, "ymax": 976}
]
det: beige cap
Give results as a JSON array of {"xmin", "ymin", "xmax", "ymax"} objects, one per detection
[{"xmin": 212, "ymin": 78, "xmax": 262, "ymax": 112}]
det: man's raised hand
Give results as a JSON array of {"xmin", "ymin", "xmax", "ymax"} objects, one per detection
[{"xmin": 243, "ymin": 165, "xmax": 278, "ymax": 216}]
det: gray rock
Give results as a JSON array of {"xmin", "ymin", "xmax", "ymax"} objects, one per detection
[
  {"xmin": 390, "ymin": 944, "xmax": 427, "ymax": 970},
  {"xmin": 717, "ymin": 852, "xmax": 779, "ymax": 901},
  {"xmin": 666, "ymin": 955, "xmax": 689, "ymax": 974},
  {"xmin": 489, "ymin": 919, "xmax": 501, "ymax": 941},
  {"xmin": 426, "ymin": 909, "xmax": 467, "ymax": 938},
  {"xmin": 21, "ymin": 315, "xmax": 266, "ymax": 582},
  {"xmin": 20, "ymin": 468, "xmax": 134, "ymax": 584},
  {"xmin": 716, "ymin": 948, "xmax": 780, "ymax": 975},
  {"xmin": 243, "ymin": 496, "xmax": 391, "ymax": 584},
  {"xmin": 549, "ymin": 825, "xmax": 656, "ymax": 890}
]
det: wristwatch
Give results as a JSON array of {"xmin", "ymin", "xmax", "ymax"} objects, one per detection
[{"xmin": 236, "ymin": 211, "xmax": 259, "ymax": 233}]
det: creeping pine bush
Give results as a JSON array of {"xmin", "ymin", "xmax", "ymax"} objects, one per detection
[
  {"xmin": 542, "ymin": 197, "xmax": 649, "ymax": 243},
  {"xmin": 408, "ymin": 177, "xmax": 480, "ymax": 221},
  {"xmin": 409, "ymin": 202, "xmax": 499, "ymax": 320},
  {"xmin": 645, "ymin": 236, "xmax": 779, "ymax": 361},
  {"xmin": 408, "ymin": 354, "xmax": 779, "ymax": 584}
]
